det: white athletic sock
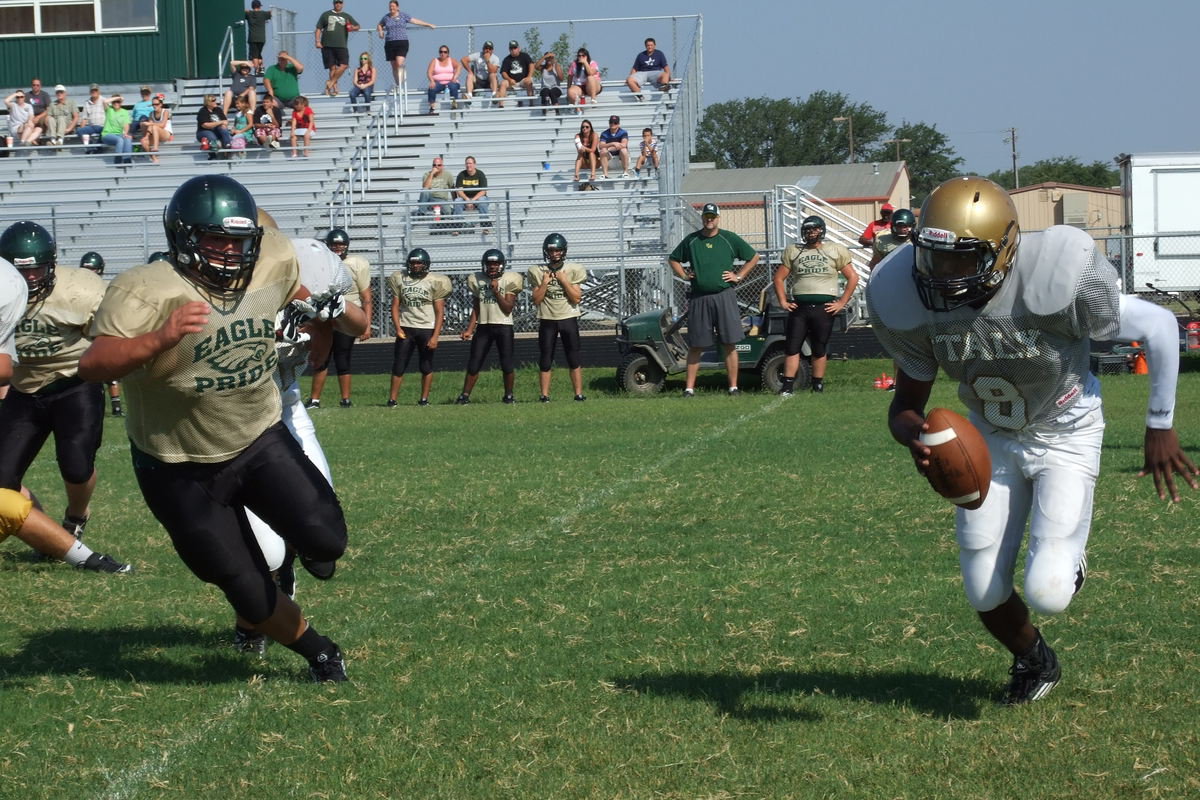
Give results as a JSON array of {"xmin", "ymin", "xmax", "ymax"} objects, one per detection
[{"xmin": 61, "ymin": 538, "xmax": 96, "ymax": 566}]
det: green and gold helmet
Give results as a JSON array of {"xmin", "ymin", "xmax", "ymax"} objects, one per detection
[
  {"xmin": 406, "ymin": 247, "xmax": 431, "ymax": 278},
  {"xmin": 890, "ymin": 209, "xmax": 915, "ymax": 242},
  {"xmin": 324, "ymin": 228, "xmax": 350, "ymax": 258},
  {"xmin": 800, "ymin": 215, "xmax": 826, "ymax": 245},
  {"xmin": 542, "ymin": 232, "xmax": 567, "ymax": 268},
  {"xmin": 1, "ymin": 221, "xmax": 57, "ymax": 302},
  {"xmin": 913, "ymin": 177, "xmax": 1019, "ymax": 312},
  {"xmin": 163, "ymin": 175, "xmax": 263, "ymax": 296},
  {"xmin": 481, "ymin": 248, "xmax": 505, "ymax": 279},
  {"xmin": 79, "ymin": 251, "xmax": 106, "ymax": 275}
]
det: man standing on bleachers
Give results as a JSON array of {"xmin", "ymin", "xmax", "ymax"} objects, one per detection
[{"xmin": 315, "ymin": 0, "xmax": 360, "ymax": 97}]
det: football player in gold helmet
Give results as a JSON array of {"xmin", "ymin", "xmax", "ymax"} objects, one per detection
[{"xmin": 868, "ymin": 176, "xmax": 1196, "ymax": 704}]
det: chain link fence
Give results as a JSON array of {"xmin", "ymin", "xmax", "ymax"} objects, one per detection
[{"xmin": 1098, "ymin": 231, "xmax": 1200, "ymax": 298}]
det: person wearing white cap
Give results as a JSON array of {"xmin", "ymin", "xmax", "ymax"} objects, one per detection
[{"xmin": 45, "ymin": 85, "xmax": 78, "ymax": 147}]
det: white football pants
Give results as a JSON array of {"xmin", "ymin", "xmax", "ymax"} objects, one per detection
[
  {"xmin": 957, "ymin": 404, "xmax": 1104, "ymax": 615},
  {"xmin": 246, "ymin": 381, "xmax": 333, "ymax": 572}
]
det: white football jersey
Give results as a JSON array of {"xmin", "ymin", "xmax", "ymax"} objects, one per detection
[
  {"xmin": 868, "ymin": 226, "xmax": 1121, "ymax": 431},
  {"xmin": 0, "ymin": 258, "xmax": 28, "ymax": 362},
  {"xmin": 275, "ymin": 238, "xmax": 356, "ymax": 388}
]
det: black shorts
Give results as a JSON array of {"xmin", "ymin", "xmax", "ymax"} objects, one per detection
[
  {"xmin": 687, "ymin": 288, "xmax": 743, "ymax": 348},
  {"xmin": 392, "ymin": 327, "xmax": 437, "ymax": 375},
  {"xmin": 249, "ymin": 41, "xmax": 265, "ymax": 60},
  {"xmin": 384, "ymin": 40, "xmax": 410, "ymax": 61},
  {"xmin": 785, "ymin": 301, "xmax": 835, "ymax": 358},
  {"xmin": 0, "ymin": 378, "xmax": 104, "ymax": 487},
  {"xmin": 537, "ymin": 317, "xmax": 581, "ymax": 370},
  {"xmin": 316, "ymin": 329, "xmax": 356, "ymax": 374},
  {"xmin": 322, "ymin": 46, "xmax": 350, "ymax": 69},
  {"xmin": 131, "ymin": 423, "xmax": 347, "ymax": 624},
  {"xmin": 466, "ymin": 323, "xmax": 515, "ymax": 374}
]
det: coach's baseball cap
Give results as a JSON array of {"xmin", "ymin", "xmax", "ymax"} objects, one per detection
[
  {"xmin": 701, "ymin": 203, "xmax": 720, "ymax": 217},
  {"xmin": 508, "ymin": 40, "xmax": 520, "ymax": 49}
]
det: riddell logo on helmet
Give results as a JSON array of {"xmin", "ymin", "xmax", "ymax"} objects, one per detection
[
  {"xmin": 919, "ymin": 227, "xmax": 957, "ymax": 245},
  {"xmin": 12, "ymin": 257, "xmax": 35, "ymax": 266},
  {"xmin": 222, "ymin": 216, "xmax": 255, "ymax": 231}
]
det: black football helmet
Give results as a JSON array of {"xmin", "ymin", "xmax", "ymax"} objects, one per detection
[
  {"xmin": 79, "ymin": 251, "xmax": 105, "ymax": 275},
  {"xmin": 324, "ymin": 228, "xmax": 350, "ymax": 259},
  {"xmin": 148, "ymin": 251, "xmax": 170, "ymax": 263},
  {"xmin": 163, "ymin": 175, "xmax": 263, "ymax": 296},
  {"xmin": 406, "ymin": 247, "xmax": 431, "ymax": 278},
  {"xmin": 890, "ymin": 209, "xmax": 915, "ymax": 242},
  {"xmin": 1, "ymin": 221, "xmax": 57, "ymax": 302},
  {"xmin": 800, "ymin": 215, "xmax": 826, "ymax": 245},
  {"xmin": 542, "ymin": 232, "xmax": 567, "ymax": 270},
  {"xmin": 481, "ymin": 248, "xmax": 505, "ymax": 279},
  {"xmin": 913, "ymin": 177, "xmax": 1019, "ymax": 312}
]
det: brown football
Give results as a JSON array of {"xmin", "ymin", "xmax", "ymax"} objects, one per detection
[{"xmin": 919, "ymin": 407, "xmax": 991, "ymax": 510}]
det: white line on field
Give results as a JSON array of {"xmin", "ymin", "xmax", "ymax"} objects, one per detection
[
  {"xmin": 535, "ymin": 395, "xmax": 788, "ymax": 538},
  {"xmin": 94, "ymin": 691, "xmax": 250, "ymax": 800}
]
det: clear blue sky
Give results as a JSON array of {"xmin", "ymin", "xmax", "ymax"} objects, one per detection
[{"xmin": 282, "ymin": 0, "xmax": 1194, "ymax": 175}]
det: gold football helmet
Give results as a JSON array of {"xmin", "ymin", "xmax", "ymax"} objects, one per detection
[{"xmin": 913, "ymin": 177, "xmax": 1019, "ymax": 311}]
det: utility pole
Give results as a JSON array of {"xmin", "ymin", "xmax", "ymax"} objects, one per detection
[
  {"xmin": 883, "ymin": 138, "xmax": 912, "ymax": 161},
  {"xmin": 1005, "ymin": 127, "xmax": 1020, "ymax": 188},
  {"xmin": 833, "ymin": 116, "xmax": 855, "ymax": 163}
]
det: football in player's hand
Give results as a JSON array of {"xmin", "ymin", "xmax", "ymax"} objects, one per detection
[{"xmin": 919, "ymin": 408, "xmax": 991, "ymax": 510}]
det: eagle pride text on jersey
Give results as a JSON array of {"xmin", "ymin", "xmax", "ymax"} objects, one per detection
[
  {"xmin": 468, "ymin": 271, "xmax": 524, "ymax": 326},
  {"xmin": 528, "ymin": 262, "xmax": 587, "ymax": 320},
  {"xmin": 389, "ymin": 272, "xmax": 452, "ymax": 329},
  {"xmin": 13, "ymin": 266, "xmax": 105, "ymax": 393}
]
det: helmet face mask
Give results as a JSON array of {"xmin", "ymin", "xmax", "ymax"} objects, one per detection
[
  {"xmin": 481, "ymin": 248, "xmax": 506, "ymax": 279},
  {"xmin": 406, "ymin": 247, "xmax": 430, "ymax": 278},
  {"xmin": 1, "ymin": 221, "xmax": 57, "ymax": 302},
  {"xmin": 324, "ymin": 228, "xmax": 350, "ymax": 259},
  {"xmin": 542, "ymin": 233, "xmax": 567, "ymax": 270},
  {"xmin": 913, "ymin": 177, "xmax": 1019, "ymax": 312},
  {"xmin": 800, "ymin": 215, "xmax": 826, "ymax": 246},
  {"xmin": 163, "ymin": 175, "xmax": 263, "ymax": 296}
]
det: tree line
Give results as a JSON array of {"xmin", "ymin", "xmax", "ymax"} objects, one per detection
[{"xmin": 694, "ymin": 93, "xmax": 1118, "ymax": 204}]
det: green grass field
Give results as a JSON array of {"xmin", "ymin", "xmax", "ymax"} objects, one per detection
[{"xmin": 2, "ymin": 359, "xmax": 1197, "ymax": 800}]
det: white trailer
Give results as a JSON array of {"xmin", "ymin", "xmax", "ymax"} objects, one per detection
[{"xmin": 1117, "ymin": 152, "xmax": 1200, "ymax": 292}]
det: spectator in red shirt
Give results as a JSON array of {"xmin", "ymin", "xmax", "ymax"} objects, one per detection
[{"xmin": 858, "ymin": 202, "xmax": 894, "ymax": 247}]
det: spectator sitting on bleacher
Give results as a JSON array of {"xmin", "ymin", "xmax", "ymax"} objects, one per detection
[
  {"xmin": 573, "ymin": 119, "xmax": 597, "ymax": 183},
  {"xmin": 77, "ymin": 84, "xmax": 107, "ymax": 149},
  {"xmin": 196, "ymin": 94, "xmax": 233, "ymax": 156},
  {"xmin": 4, "ymin": 91, "xmax": 40, "ymax": 148},
  {"xmin": 425, "ymin": 45, "xmax": 460, "ymax": 114},
  {"xmin": 265, "ymin": 51, "xmax": 304, "ymax": 105},
  {"xmin": 253, "ymin": 95, "xmax": 283, "ymax": 149},
  {"xmin": 417, "ymin": 156, "xmax": 456, "ymax": 216},
  {"xmin": 497, "ymin": 40, "xmax": 533, "ymax": 108},
  {"xmin": 26, "ymin": 78, "xmax": 50, "ymax": 136},
  {"xmin": 625, "ymin": 37, "xmax": 671, "ymax": 99},
  {"xmin": 635, "ymin": 127, "xmax": 660, "ymax": 177},
  {"xmin": 455, "ymin": 156, "xmax": 490, "ymax": 233},
  {"xmin": 231, "ymin": 96, "xmax": 255, "ymax": 153},
  {"xmin": 101, "ymin": 95, "xmax": 133, "ymax": 165},
  {"xmin": 223, "ymin": 61, "xmax": 258, "ymax": 115},
  {"xmin": 45, "ymin": 85, "xmax": 78, "ymax": 147},
  {"xmin": 461, "ymin": 41, "xmax": 499, "ymax": 100},
  {"xmin": 566, "ymin": 48, "xmax": 602, "ymax": 110},
  {"xmin": 139, "ymin": 94, "xmax": 173, "ymax": 163},
  {"xmin": 349, "ymin": 51, "xmax": 377, "ymax": 111},
  {"xmin": 537, "ymin": 52, "xmax": 564, "ymax": 115},
  {"xmin": 598, "ymin": 115, "xmax": 630, "ymax": 179},
  {"xmin": 130, "ymin": 86, "xmax": 155, "ymax": 137},
  {"xmin": 289, "ymin": 95, "xmax": 315, "ymax": 157}
]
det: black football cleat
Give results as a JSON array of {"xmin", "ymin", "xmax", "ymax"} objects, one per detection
[
  {"xmin": 79, "ymin": 553, "xmax": 132, "ymax": 574},
  {"xmin": 299, "ymin": 553, "xmax": 336, "ymax": 581},
  {"xmin": 233, "ymin": 627, "xmax": 268, "ymax": 656},
  {"xmin": 1003, "ymin": 635, "xmax": 1060, "ymax": 705},
  {"xmin": 61, "ymin": 514, "xmax": 88, "ymax": 541},
  {"xmin": 1074, "ymin": 553, "xmax": 1088, "ymax": 596},
  {"xmin": 502, "ymin": 394, "xmax": 515, "ymax": 404},
  {"xmin": 309, "ymin": 648, "xmax": 348, "ymax": 683},
  {"xmin": 454, "ymin": 394, "xmax": 470, "ymax": 405}
]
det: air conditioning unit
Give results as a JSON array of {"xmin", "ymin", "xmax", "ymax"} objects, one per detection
[{"xmin": 1062, "ymin": 192, "xmax": 1088, "ymax": 228}]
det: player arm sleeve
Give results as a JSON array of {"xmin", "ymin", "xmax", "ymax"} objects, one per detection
[{"xmin": 1116, "ymin": 294, "xmax": 1180, "ymax": 430}]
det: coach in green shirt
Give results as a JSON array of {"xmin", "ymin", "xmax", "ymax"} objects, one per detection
[{"xmin": 668, "ymin": 203, "xmax": 760, "ymax": 396}]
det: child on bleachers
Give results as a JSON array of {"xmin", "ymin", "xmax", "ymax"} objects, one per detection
[
  {"xmin": 635, "ymin": 127, "xmax": 659, "ymax": 177},
  {"xmin": 289, "ymin": 96, "xmax": 314, "ymax": 158}
]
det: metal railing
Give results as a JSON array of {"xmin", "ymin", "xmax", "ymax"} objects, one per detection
[{"xmin": 218, "ymin": 21, "xmax": 246, "ymax": 78}]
